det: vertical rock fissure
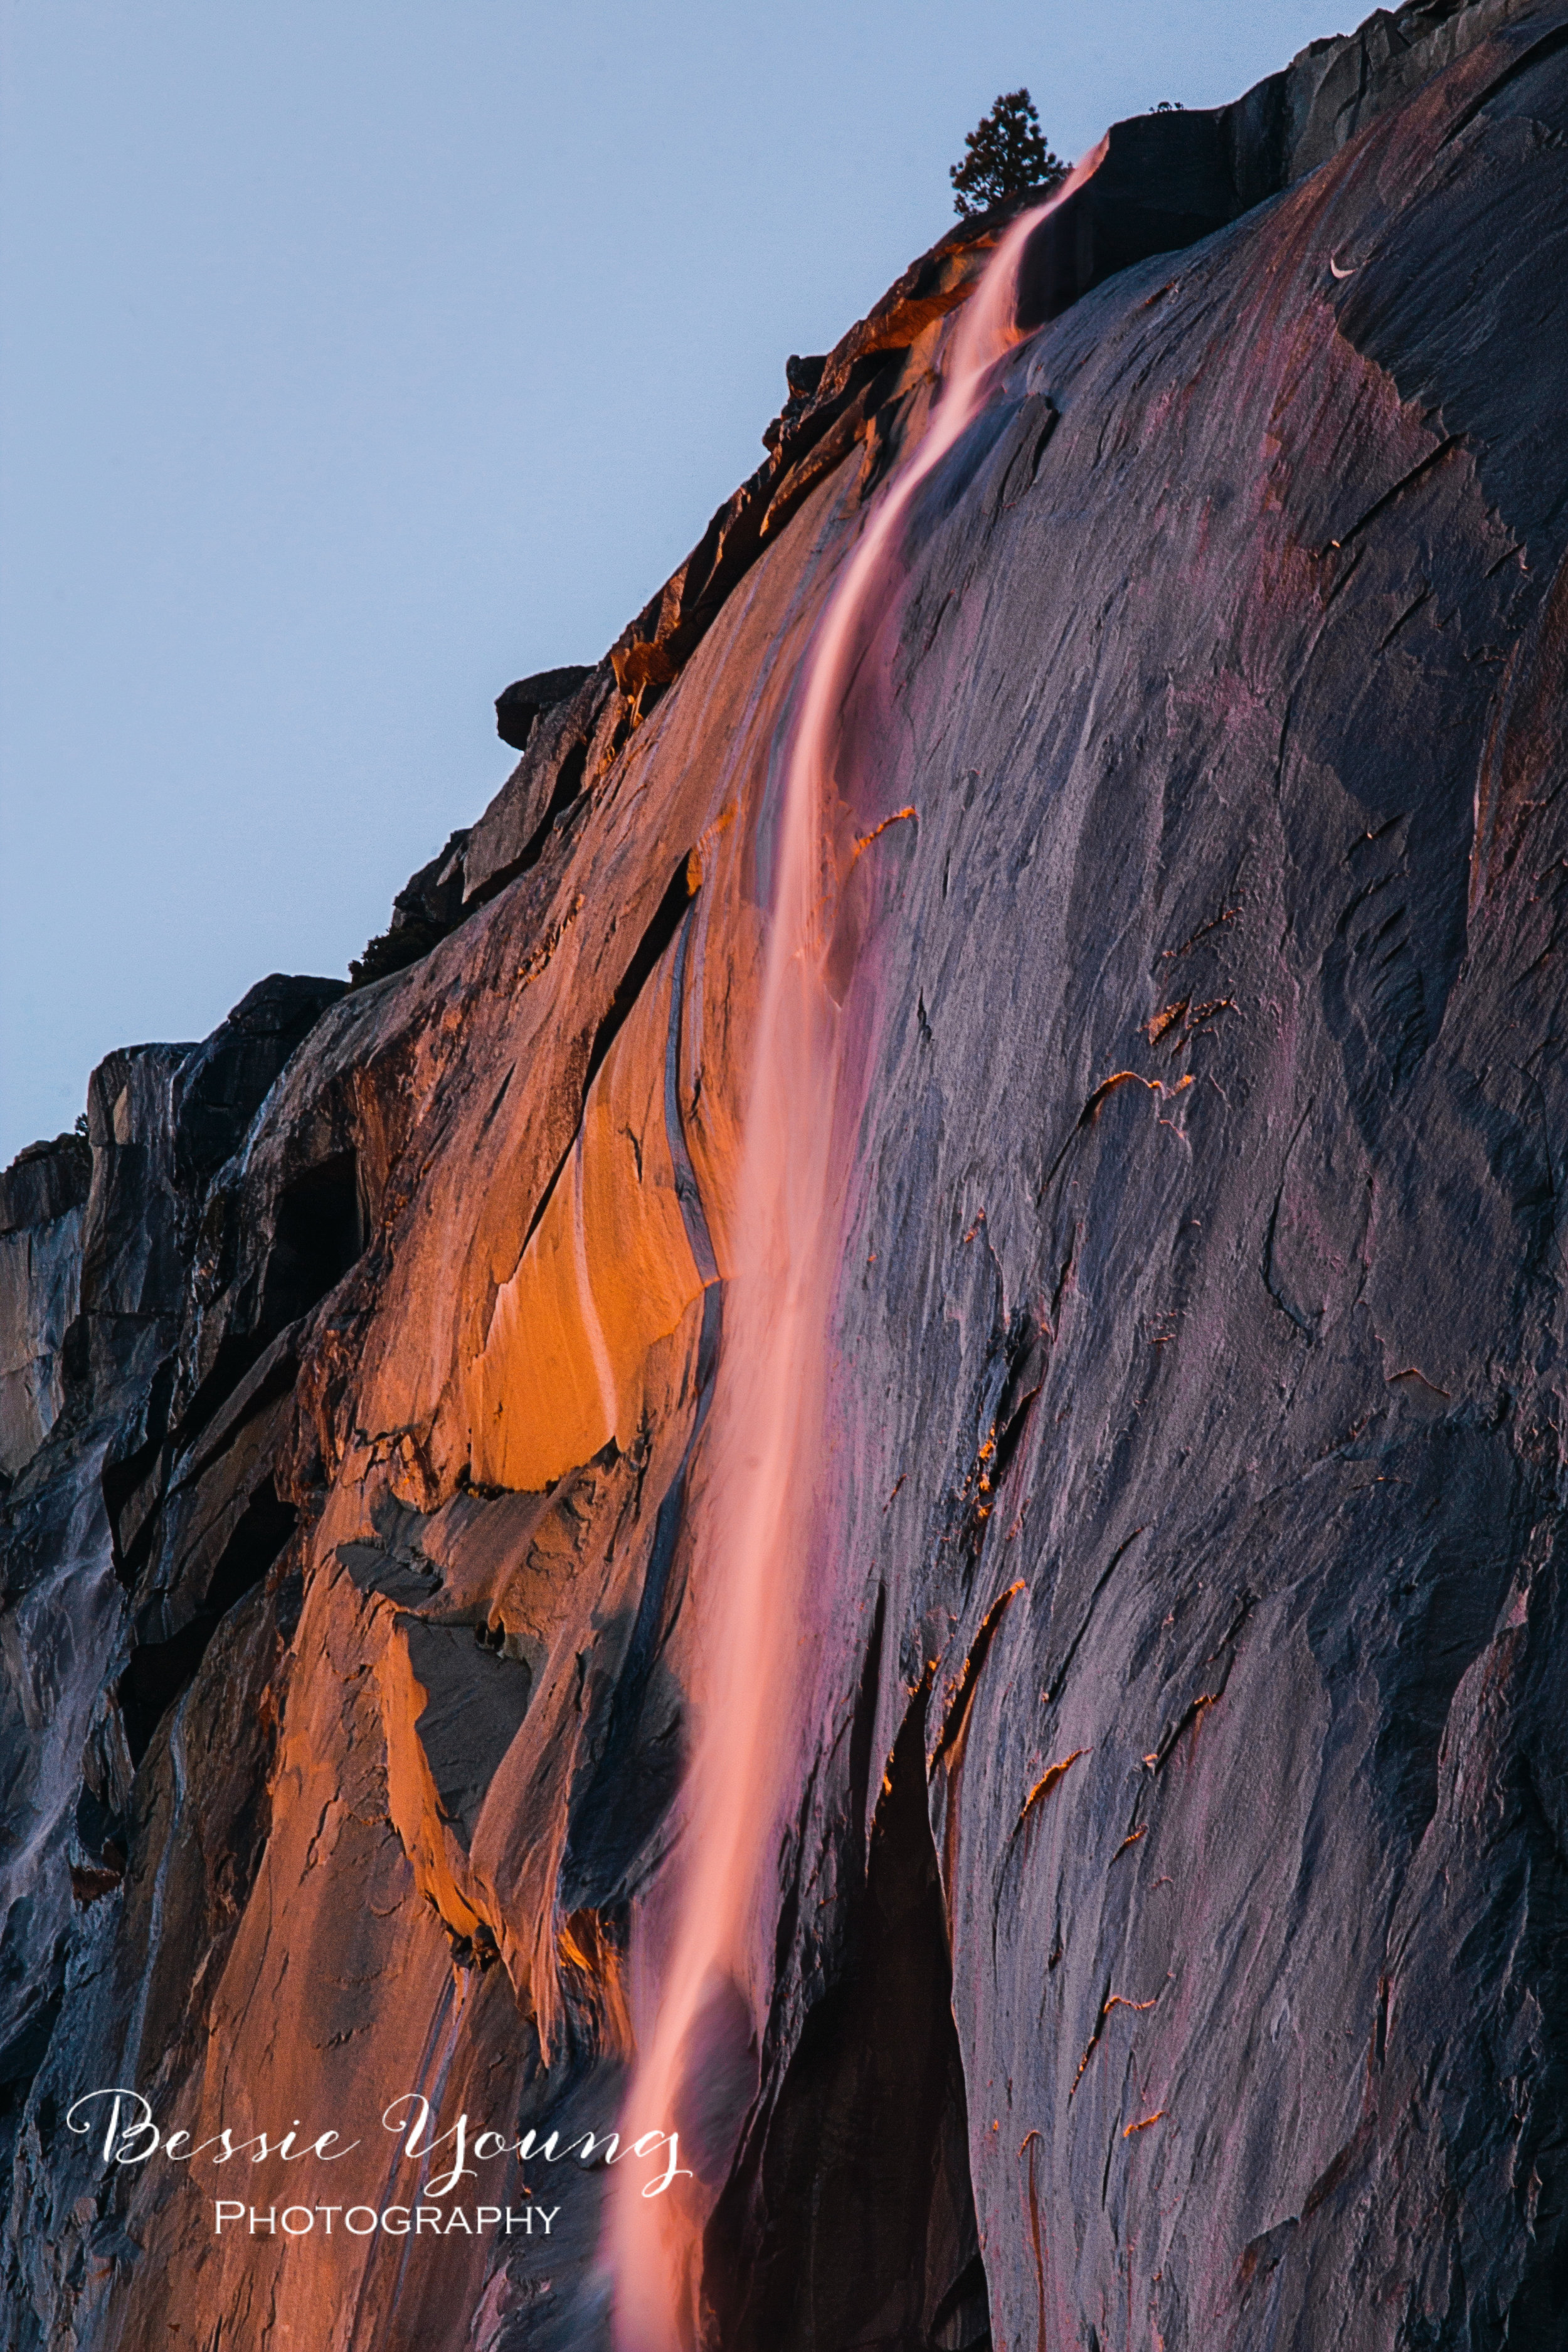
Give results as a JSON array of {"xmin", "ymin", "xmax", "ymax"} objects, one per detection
[
  {"xmin": 118, "ymin": 1476, "xmax": 296, "ymax": 1762},
  {"xmin": 559, "ymin": 906, "xmax": 724, "ymax": 1909},
  {"xmin": 516, "ymin": 852, "xmax": 702, "ymax": 1269}
]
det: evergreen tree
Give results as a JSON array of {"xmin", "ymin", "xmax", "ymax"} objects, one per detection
[{"xmin": 950, "ymin": 88, "xmax": 1066, "ymax": 218}]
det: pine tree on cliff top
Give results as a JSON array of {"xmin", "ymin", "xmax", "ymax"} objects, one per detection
[{"xmin": 950, "ymin": 88, "xmax": 1066, "ymax": 216}]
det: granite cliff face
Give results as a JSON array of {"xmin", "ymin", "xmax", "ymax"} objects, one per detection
[{"xmin": 5, "ymin": 2, "xmax": 1568, "ymax": 2344}]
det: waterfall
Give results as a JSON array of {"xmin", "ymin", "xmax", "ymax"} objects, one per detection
[{"xmin": 609, "ymin": 154, "xmax": 1101, "ymax": 2351}]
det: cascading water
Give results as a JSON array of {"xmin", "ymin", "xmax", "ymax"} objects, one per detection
[{"xmin": 608, "ymin": 152, "xmax": 1103, "ymax": 2352}]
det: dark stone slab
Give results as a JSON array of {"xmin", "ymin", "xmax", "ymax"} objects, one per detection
[
  {"xmin": 495, "ymin": 663, "xmax": 595, "ymax": 751},
  {"xmin": 171, "ymin": 972, "xmax": 346, "ymax": 1189}
]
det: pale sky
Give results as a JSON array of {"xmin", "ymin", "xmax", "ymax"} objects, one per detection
[{"xmin": 0, "ymin": 0, "xmax": 1343, "ymax": 1161}]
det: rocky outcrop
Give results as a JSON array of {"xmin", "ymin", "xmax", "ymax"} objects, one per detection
[
  {"xmin": 171, "ymin": 975, "xmax": 349, "ymax": 1185},
  {"xmin": 0, "ymin": 1138, "xmax": 90, "ymax": 1481},
  {"xmin": 349, "ymin": 839, "xmax": 470, "ymax": 988},
  {"xmin": 495, "ymin": 665, "xmax": 595, "ymax": 754},
  {"xmin": 4, "ymin": 1, "xmax": 1568, "ymax": 2344}
]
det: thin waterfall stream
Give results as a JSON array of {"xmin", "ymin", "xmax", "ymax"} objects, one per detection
[{"xmin": 608, "ymin": 156, "xmax": 1101, "ymax": 2352}]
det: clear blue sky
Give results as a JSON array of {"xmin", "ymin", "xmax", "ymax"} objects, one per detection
[{"xmin": 0, "ymin": 0, "xmax": 1341, "ymax": 1162}]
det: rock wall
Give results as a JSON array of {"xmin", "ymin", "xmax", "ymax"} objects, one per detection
[
  {"xmin": 0, "ymin": 1140, "xmax": 90, "ymax": 1480},
  {"xmin": 4, "ymin": 2, "xmax": 1568, "ymax": 2344}
]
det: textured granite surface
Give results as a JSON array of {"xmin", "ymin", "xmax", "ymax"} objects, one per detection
[{"xmin": 4, "ymin": 4, "xmax": 1567, "ymax": 2343}]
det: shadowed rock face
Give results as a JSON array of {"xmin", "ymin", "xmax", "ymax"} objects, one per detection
[
  {"xmin": 0, "ymin": 1136, "xmax": 90, "ymax": 1479},
  {"xmin": 495, "ymin": 666, "xmax": 596, "ymax": 754},
  {"xmin": 4, "ymin": 1, "xmax": 1568, "ymax": 2344}
]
